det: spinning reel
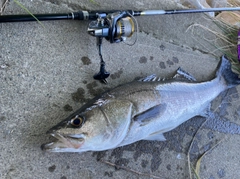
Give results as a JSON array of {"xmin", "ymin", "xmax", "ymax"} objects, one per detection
[{"xmin": 87, "ymin": 11, "xmax": 136, "ymax": 83}]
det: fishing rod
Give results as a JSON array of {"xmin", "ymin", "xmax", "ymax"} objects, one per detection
[{"xmin": 1, "ymin": 7, "xmax": 240, "ymax": 83}]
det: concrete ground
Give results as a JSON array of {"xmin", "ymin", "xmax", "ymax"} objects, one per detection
[{"xmin": 1, "ymin": 0, "xmax": 240, "ymax": 179}]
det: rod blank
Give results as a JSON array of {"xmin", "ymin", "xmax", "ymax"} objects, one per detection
[
  {"xmin": 140, "ymin": 7, "xmax": 240, "ymax": 16},
  {"xmin": 0, "ymin": 13, "xmax": 73, "ymax": 22},
  {"xmin": 0, "ymin": 7, "xmax": 240, "ymax": 23}
]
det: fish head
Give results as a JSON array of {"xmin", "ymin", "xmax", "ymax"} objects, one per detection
[{"xmin": 41, "ymin": 99, "xmax": 133, "ymax": 152}]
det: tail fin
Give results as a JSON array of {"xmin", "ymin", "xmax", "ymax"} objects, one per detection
[{"xmin": 217, "ymin": 55, "xmax": 240, "ymax": 88}]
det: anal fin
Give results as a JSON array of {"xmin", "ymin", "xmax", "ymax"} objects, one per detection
[{"xmin": 143, "ymin": 133, "xmax": 166, "ymax": 141}]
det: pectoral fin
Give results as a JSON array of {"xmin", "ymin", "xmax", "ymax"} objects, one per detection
[{"xmin": 133, "ymin": 104, "xmax": 167, "ymax": 126}]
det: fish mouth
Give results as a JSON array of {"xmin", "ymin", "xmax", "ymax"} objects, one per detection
[{"xmin": 41, "ymin": 132, "xmax": 85, "ymax": 152}]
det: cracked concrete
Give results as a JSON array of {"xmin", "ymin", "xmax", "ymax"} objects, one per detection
[{"xmin": 1, "ymin": 0, "xmax": 240, "ymax": 179}]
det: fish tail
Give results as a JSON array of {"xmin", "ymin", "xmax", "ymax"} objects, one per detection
[{"xmin": 217, "ymin": 55, "xmax": 240, "ymax": 88}]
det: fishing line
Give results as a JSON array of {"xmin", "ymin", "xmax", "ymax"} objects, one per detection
[
  {"xmin": 123, "ymin": 11, "xmax": 139, "ymax": 46},
  {"xmin": 136, "ymin": 42, "xmax": 216, "ymax": 60}
]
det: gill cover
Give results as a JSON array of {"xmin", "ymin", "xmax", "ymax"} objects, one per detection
[{"xmin": 94, "ymin": 99, "xmax": 133, "ymax": 149}]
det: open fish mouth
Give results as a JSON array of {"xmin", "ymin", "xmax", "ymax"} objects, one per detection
[{"xmin": 41, "ymin": 132, "xmax": 85, "ymax": 152}]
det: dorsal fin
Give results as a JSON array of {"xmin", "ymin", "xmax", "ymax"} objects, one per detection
[
  {"xmin": 138, "ymin": 74, "xmax": 157, "ymax": 82},
  {"xmin": 173, "ymin": 67, "xmax": 197, "ymax": 82},
  {"xmin": 138, "ymin": 68, "xmax": 196, "ymax": 83},
  {"xmin": 138, "ymin": 74, "xmax": 166, "ymax": 82}
]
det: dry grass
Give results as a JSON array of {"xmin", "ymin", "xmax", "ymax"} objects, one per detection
[
  {"xmin": 0, "ymin": 0, "xmax": 9, "ymax": 14},
  {"xmin": 187, "ymin": 15, "xmax": 240, "ymax": 75},
  {"xmin": 179, "ymin": 0, "xmax": 240, "ymax": 75}
]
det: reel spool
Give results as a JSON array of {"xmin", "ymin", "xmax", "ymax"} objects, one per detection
[{"xmin": 87, "ymin": 11, "xmax": 135, "ymax": 43}]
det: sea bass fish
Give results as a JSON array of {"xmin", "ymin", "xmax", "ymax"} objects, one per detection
[{"xmin": 41, "ymin": 55, "xmax": 240, "ymax": 152}]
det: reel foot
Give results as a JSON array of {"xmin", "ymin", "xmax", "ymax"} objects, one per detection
[{"xmin": 93, "ymin": 62, "xmax": 110, "ymax": 84}]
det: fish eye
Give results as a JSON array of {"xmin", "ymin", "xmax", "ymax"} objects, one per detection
[{"xmin": 71, "ymin": 116, "xmax": 84, "ymax": 127}]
